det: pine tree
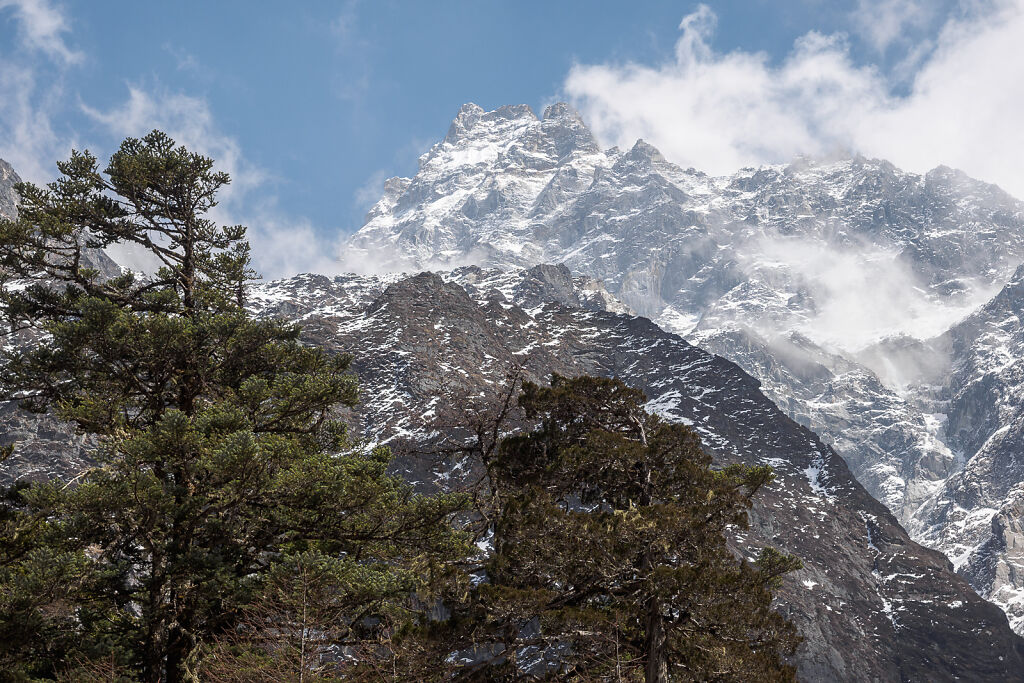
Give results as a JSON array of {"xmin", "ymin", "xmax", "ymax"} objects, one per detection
[
  {"xmin": 0, "ymin": 480, "xmax": 119, "ymax": 681},
  {"xmin": 198, "ymin": 549, "xmax": 423, "ymax": 682},
  {"xmin": 0, "ymin": 132, "xmax": 468, "ymax": 682},
  {"xmin": 442, "ymin": 374, "xmax": 801, "ymax": 682}
]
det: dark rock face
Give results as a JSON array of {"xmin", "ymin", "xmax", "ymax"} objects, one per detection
[
  {"xmin": 245, "ymin": 267, "xmax": 1024, "ymax": 682},
  {"xmin": 0, "ymin": 403, "xmax": 94, "ymax": 484}
]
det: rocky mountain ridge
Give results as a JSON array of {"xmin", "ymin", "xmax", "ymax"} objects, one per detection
[
  {"xmin": 907, "ymin": 264, "xmax": 1024, "ymax": 632},
  {"xmin": 244, "ymin": 264, "xmax": 1024, "ymax": 681},
  {"xmin": 7, "ymin": 244, "xmax": 1024, "ymax": 677},
  {"xmin": 344, "ymin": 102, "xmax": 1024, "ymax": 632}
]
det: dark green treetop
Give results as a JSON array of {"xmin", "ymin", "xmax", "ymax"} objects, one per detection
[
  {"xmin": 442, "ymin": 374, "xmax": 801, "ymax": 682},
  {"xmin": 0, "ymin": 131, "xmax": 468, "ymax": 683}
]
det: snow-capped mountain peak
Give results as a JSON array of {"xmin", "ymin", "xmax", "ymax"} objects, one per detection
[{"xmin": 343, "ymin": 101, "xmax": 1024, "ymax": 634}]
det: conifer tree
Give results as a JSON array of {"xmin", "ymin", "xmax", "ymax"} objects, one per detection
[
  {"xmin": 0, "ymin": 480, "xmax": 118, "ymax": 681},
  {"xmin": 442, "ymin": 374, "xmax": 801, "ymax": 682},
  {"xmin": 0, "ymin": 132, "xmax": 467, "ymax": 682}
]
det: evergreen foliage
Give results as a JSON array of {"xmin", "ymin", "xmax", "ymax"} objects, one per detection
[
  {"xmin": 199, "ymin": 550, "xmax": 416, "ymax": 682},
  {"xmin": 0, "ymin": 132, "xmax": 468, "ymax": 682},
  {"xmin": 438, "ymin": 374, "xmax": 801, "ymax": 682}
]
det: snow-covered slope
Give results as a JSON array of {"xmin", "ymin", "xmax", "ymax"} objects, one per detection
[
  {"xmin": 246, "ymin": 265, "xmax": 1024, "ymax": 681},
  {"xmin": 906, "ymin": 264, "xmax": 1024, "ymax": 632},
  {"xmin": 344, "ymin": 102, "xmax": 1024, "ymax": 631}
]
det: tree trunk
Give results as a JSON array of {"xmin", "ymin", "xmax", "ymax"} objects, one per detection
[
  {"xmin": 142, "ymin": 560, "xmax": 166, "ymax": 683},
  {"xmin": 165, "ymin": 632, "xmax": 183, "ymax": 683},
  {"xmin": 636, "ymin": 413, "xmax": 668, "ymax": 682},
  {"xmin": 165, "ymin": 603, "xmax": 193, "ymax": 683},
  {"xmin": 644, "ymin": 594, "xmax": 669, "ymax": 683}
]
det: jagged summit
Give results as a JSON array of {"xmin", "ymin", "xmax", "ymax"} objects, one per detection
[
  {"xmin": 623, "ymin": 138, "xmax": 664, "ymax": 161},
  {"xmin": 444, "ymin": 102, "xmax": 538, "ymax": 144},
  {"xmin": 438, "ymin": 101, "xmax": 597, "ymax": 164},
  {"xmin": 352, "ymin": 102, "xmax": 1024, "ymax": 290},
  {"xmin": 343, "ymin": 101, "xmax": 1024, "ymax": 633},
  {"xmin": 348, "ymin": 102, "xmax": 610, "ymax": 274},
  {"xmin": 541, "ymin": 101, "xmax": 574, "ymax": 119}
]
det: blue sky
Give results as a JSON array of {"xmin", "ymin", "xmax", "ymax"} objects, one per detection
[{"xmin": 1, "ymin": 0, "xmax": 1020, "ymax": 276}]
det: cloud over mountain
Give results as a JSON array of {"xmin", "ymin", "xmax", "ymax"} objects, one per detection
[{"xmin": 564, "ymin": 1, "xmax": 1024, "ymax": 199}]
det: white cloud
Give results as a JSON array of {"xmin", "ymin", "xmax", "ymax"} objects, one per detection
[
  {"xmin": 0, "ymin": 61, "xmax": 74, "ymax": 181},
  {"xmin": 240, "ymin": 207, "xmax": 348, "ymax": 279},
  {"xmin": 0, "ymin": 0, "xmax": 342, "ymax": 280},
  {"xmin": 330, "ymin": 0, "xmax": 360, "ymax": 40},
  {"xmin": 81, "ymin": 87, "xmax": 266, "ymax": 198},
  {"xmin": 851, "ymin": 0, "xmax": 934, "ymax": 53},
  {"xmin": 353, "ymin": 169, "xmax": 389, "ymax": 210},
  {"xmin": 564, "ymin": 1, "xmax": 1024, "ymax": 201},
  {"xmin": 83, "ymin": 87, "xmax": 344, "ymax": 279},
  {"xmin": 0, "ymin": 0, "xmax": 82, "ymax": 64},
  {"xmin": 739, "ymin": 234, "xmax": 998, "ymax": 352},
  {"xmin": 163, "ymin": 43, "xmax": 201, "ymax": 74},
  {"xmin": 0, "ymin": 0, "xmax": 81, "ymax": 181}
]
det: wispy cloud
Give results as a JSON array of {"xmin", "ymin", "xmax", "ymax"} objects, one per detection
[
  {"xmin": 736, "ymin": 233, "xmax": 998, "ymax": 352},
  {"xmin": 328, "ymin": 0, "xmax": 373, "ymax": 102},
  {"xmin": 329, "ymin": 0, "xmax": 360, "ymax": 40},
  {"xmin": 0, "ymin": 0, "xmax": 80, "ymax": 182},
  {"xmin": 850, "ymin": 0, "xmax": 934, "ymax": 53},
  {"xmin": 353, "ymin": 169, "xmax": 389, "ymax": 211},
  {"xmin": 0, "ymin": 0, "xmax": 82, "ymax": 64},
  {"xmin": 162, "ymin": 43, "xmax": 201, "ymax": 74},
  {"xmin": 0, "ymin": 1, "xmax": 345, "ymax": 279},
  {"xmin": 564, "ymin": 1, "xmax": 1024, "ymax": 200},
  {"xmin": 0, "ymin": 62, "xmax": 73, "ymax": 182},
  {"xmin": 81, "ymin": 87, "xmax": 266, "ymax": 197}
]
